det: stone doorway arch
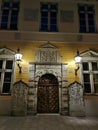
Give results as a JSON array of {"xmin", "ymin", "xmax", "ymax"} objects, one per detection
[
  {"xmin": 37, "ymin": 73, "xmax": 59, "ymax": 113},
  {"xmin": 28, "ymin": 44, "xmax": 68, "ymax": 115}
]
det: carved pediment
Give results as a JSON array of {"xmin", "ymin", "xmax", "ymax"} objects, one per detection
[
  {"xmin": 0, "ymin": 47, "xmax": 15, "ymax": 55},
  {"xmin": 80, "ymin": 49, "xmax": 98, "ymax": 58},
  {"xmin": 40, "ymin": 43, "xmax": 57, "ymax": 49}
]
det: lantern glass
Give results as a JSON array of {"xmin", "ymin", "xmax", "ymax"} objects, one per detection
[
  {"xmin": 15, "ymin": 48, "xmax": 22, "ymax": 61},
  {"xmin": 75, "ymin": 55, "xmax": 82, "ymax": 63},
  {"xmin": 15, "ymin": 53, "xmax": 22, "ymax": 61}
]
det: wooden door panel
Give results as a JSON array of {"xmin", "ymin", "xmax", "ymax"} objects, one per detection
[
  {"xmin": 48, "ymin": 86, "xmax": 59, "ymax": 112},
  {"xmin": 37, "ymin": 86, "xmax": 48, "ymax": 113},
  {"xmin": 37, "ymin": 74, "xmax": 59, "ymax": 113}
]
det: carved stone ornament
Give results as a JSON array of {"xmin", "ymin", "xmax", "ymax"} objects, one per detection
[
  {"xmin": 28, "ymin": 44, "xmax": 68, "ymax": 115},
  {"xmin": 35, "ymin": 44, "xmax": 61, "ymax": 63},
  {"xmin": 0, "ymin": 47, "xmax": 15, "ymax": 55},
  {"xmin": 68, "ymin": 81, "xmax": 85, "ymax": 116},
  {"xmin": 11, "ymin": 80, "xmax": 28, "ymax": 116}
]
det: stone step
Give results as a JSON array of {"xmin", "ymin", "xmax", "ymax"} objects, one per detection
[{"xmin": 27, "ymin": 111, "xmax": 36, "ymax": 115}]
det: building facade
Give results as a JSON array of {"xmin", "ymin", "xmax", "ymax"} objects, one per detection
[{"xmin": 0, "ymin": 0, "xmax": 98, "ymax": 116}]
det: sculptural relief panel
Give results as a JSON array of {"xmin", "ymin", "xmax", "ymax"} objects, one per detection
[
  {"xmin": 69, "ymin": 81, "xmax": 85, "ymax": 116},
  {"xmin": 28, "ymin": 44, "xmax": 68, "ymax": 115},
  {"xmin": 35, "ymin": 44, "xmax": 61, "ymax": 63}
]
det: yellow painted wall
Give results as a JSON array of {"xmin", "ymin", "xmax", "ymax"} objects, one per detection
[
  {"xmin": 1, "ymin": 41, "xmax": 98, "ymax": 85},
  {"xmin": 0, "ymin": 0, "xmax": 98, "ymax": 116}
]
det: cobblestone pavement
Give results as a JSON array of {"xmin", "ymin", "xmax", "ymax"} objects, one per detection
[{"xmin": 0, "ymin": 114, "xmax": 98, "ymax": 130}]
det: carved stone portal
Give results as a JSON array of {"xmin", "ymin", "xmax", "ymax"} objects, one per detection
[
  {"xmin": 28, "ymin": 44, "xmax": 68, "ymax": 115},
  {"xmin": 11, "ymin": 80, "xmax": 28, "ymax": 116},
  {"xmin": 68, "ymin": 81, "xmax": 85, "ymax": 116}
]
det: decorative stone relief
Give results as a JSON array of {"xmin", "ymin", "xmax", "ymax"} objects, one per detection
[
  {"xmin": 35, "ymin": 44, "xmax": 61, "ymax": 63},
  {"xmin": 11, "ymin": 80, "xmax": 28, "ymax": 116},
  {"xmin": 40, "ymin": 50, "xmax": 57, "ymax": 62},
  {"xmin": 28, "ymin": 44, "xmax": 68, "ymax": 115},
  {"xmin": 68, "ymin": 81, "xmax": 85, "ymax": 116}
]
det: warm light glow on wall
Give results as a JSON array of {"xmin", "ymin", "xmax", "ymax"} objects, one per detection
[
  {"xmin": 68, "ymin": 60, "xmax": 75, "ymax": 66},
  {"xmin": 21, "ymin": 60, "xmax": 29, "ymax": 65}
]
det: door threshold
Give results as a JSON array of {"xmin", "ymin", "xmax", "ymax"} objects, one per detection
[{"xmin": 37, "ymin": 113, "xmax": 60, "ymax": 115}]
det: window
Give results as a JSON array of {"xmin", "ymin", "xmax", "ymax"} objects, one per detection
[
  {"xmin": 0, "ymin": 0, "xmax": 20, "ymax": 30},
  {"xmin": 40, "ymin": 3, "xmax": 58, "ymax": 32},
  {"xmin": 78, "ymin": 4, "xmax": 95, "ymax": 33},
  {"xmin": 82, "ymin": 61, "xmax": 98, "ymax": 94},
  {"xmin": 0, "ymin": 59, "xmax": 14, "ymax": 94}
]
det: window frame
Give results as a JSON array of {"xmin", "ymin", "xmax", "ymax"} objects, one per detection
[
  {"xmin": 0, "ymin": 49, "xmax": 15, "ymax": 95},
  {"xmin": 80, "ymin": 57, "xmax": 98, "ymax": 95},
  {"xmin": 40, "ymin": 2, "xmax": 58, "ymax": 32},
  {"xmin": 78, "ymin": 4, "xmax": 96, "ymax": 33},
  {"xmin": 0, "ymin": 0, "xmax": 20, "ymax": 30}
]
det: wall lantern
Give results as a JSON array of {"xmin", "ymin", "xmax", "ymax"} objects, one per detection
[
  {"xmin": 75, "ymin": 49, "xmax": 82, "ymax": 76},
  {"xmin": 15, "ymin": 48, "xmax": 22, "ymax": 73}
]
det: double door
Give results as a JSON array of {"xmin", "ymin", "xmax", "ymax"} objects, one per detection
[{"xmin": 37, "ymin": 74, "xmax": 59, "ymax": 113}]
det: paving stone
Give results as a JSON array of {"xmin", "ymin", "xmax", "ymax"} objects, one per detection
[{"xmin": 0, "ymin": 115, "xmax": 98, "ymax": 130}]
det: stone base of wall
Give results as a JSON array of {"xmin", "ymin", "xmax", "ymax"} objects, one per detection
[
  {"xmin": 85, "ymin": 100, "xmax": 98, "ymax": 116},
  {"xmin": 0, "ymin": 100, "xmax": 11, "ymax": 116}
]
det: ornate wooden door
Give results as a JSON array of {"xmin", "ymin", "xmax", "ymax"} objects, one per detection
[{"xmin": 37, "ymin": 74, "xmax": 59, "ymax": 113}]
